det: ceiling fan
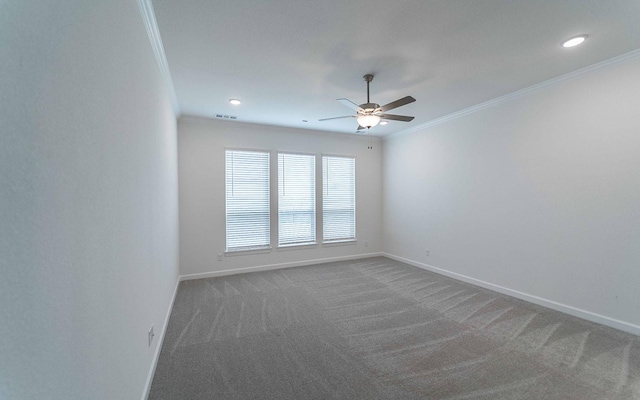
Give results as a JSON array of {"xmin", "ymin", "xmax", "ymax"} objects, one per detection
[{"xmin": 319, "ymin": 74, "xmax": 416, "ymax": 131}]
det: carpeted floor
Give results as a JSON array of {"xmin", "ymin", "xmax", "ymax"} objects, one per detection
[{"xmin": 149, "ymin": 257, "xmax": 640, "ymax": 399}]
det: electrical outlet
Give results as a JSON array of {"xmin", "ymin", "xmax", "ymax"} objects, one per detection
[
  {"xmin": 217, "ymin": 253, "xmax": 223, "ymax": 261},
  {"xmin": 148, "ymin": 325, "xmax": 155, "ymax": 347},
  {"xmin": 425, "ymin": 249, "xmax": 430, "ymax": 256},
  {"xmin": 365, "ymin": 241, "xmax": 369, "ymax": 247}
]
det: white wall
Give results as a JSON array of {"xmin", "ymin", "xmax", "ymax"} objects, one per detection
[
  {"xmin": 178, "ymin": 117, "xmax": 382, "ymax": 276},
  {"xmin": 0, "ymin": 2, "xmax": 178, "ymax": 399},
  {"xmin": 382, "ymin": 54, "xmax": 640, "ymax": 332}
]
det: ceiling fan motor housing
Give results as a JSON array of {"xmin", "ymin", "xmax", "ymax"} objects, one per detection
[{"xmin": 359, "ymin": 103, "xmax": 381, "ymax": 114}]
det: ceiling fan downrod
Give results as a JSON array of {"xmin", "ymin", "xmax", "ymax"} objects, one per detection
[{"xmin": 364, "ymin": 74, "xmax": 374, "ymax": 103}]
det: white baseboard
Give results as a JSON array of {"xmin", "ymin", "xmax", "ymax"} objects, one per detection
[
  {"xmin": 141, "ymin": 276, "xmax": 181, "ymax": 400},
  {"xmin": 180, "ymin": 252, "xmax": 384, "ymax": 281},
  {"xmin": 383, "ymin": 253, "xmax": 640, "ymax": 336}
]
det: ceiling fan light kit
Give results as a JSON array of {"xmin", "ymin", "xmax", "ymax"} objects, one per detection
[
  {"xmin": 320, "ymin": 74, "xmax": 416, "ymax": 132},
  {"xmin": 357, "ymin": 114, "xmax": 381, "ymax": 128}
]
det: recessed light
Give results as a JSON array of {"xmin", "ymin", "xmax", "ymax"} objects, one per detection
[
  {"xmin": 562, "ymin": 34, "xmax": 587, "ymax": 48},
  {"xmin": 380, "ymin": 121, "xmax": 388, "ymax": 125},
  {"xmin": 229, "ymin": 99, "xmax": 241, "ymax": 105}
]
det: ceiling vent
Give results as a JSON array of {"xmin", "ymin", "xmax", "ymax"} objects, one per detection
[{"xmin": 215, "ymin": 114, "xmax": 237, "ymax": 120}]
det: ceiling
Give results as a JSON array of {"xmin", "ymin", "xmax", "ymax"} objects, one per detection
[{"xmin": 151, "ymin": 0, "xmax": 640, "ymax": 136}]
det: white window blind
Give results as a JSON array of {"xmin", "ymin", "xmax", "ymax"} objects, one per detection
[
  {"xmin": 323, "ymin": 156, "xmax": 355, "ymax": 242},
  {"xmin": 225, "ymin": 150, "xmax": 270, "ymax": 252},
  {"xmin": 278, "ymin": 153, "xmax": 316, "ymax": 246}
]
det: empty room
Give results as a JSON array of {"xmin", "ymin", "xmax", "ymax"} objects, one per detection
[{"xmin": 2, "ymin": 0, "xmax": 640, "ymax": 399}]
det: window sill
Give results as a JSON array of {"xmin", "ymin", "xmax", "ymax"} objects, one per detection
[
  {"xmin": 322, "ymin": 239, "xmax": 357, "ymax": 247},
  {"xmin": 277, "ymin": 242, "xmax": 318, "ymax": 251},
  {"xmin": 224, "ymin": 247, "xmax": 273, "ymax": 257}
]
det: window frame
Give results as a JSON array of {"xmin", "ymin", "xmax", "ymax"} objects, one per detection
[
  {"xmin": 223, "ymin": 148, "xmax": 358, "ymax": 256},
  {"xmin": 321, "ymin": 154, "xmax": 357, "ymax": 244},
  {"xmin": 276, "ymin": 151, "xmax": 318, "ymax": 248},
  {"xmin": 224, "ymin": 147, "xmax": 272, "ymax": 254}
]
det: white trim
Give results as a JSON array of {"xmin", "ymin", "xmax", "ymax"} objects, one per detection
[
  {"xmin": 136, "ymin": 0, "xmax": 180, "ymax": 116},
  {"xmin": 322, "ymin": 239, "xmax": 357, "ymax": 247},
  {"xmin": 386, "ymin": 48, "xmax": 640, "ymax": 140},
  {"xmin": 383, "ymin": 253, "xmax": 640, "ymax": 336},
  {"xmin": 180, "ymin": 252, "xmax": 383, "ymax": 281},
  {"xmin": 277, "ymin": 243, "xmax": 318, "ymax": 251},
  {"xmin": 140, "ymin": 277, "xmax": 180, "ymax": 400},
  {"xmin": 224, "ymin": 247, "xmax": 273, "ymax": 257}
]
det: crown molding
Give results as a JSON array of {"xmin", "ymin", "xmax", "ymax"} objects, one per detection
[
  {"xmin": 137, "ymin": 0, "xmax": 181, "ymax": 116},
  {"xmin": 386, "ymin": 48, "xmax": 640, "ymax": 140}
]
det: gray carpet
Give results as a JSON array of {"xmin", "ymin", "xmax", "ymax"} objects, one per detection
[{"xmin": 149, "ymin": 257, "xmax": 640, "ymax": 399}]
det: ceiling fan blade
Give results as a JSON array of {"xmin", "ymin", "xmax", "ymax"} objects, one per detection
[
  {"xmin": 380, "ymin": 96, "xmax": 416, "ymax": 112},
  {"xmin": 337, "ymin": 98, "xmax": 363, "ymax": 112},
  {"xmin": 356, "ymin": 125, "xmax": 367, "ymax": 131},
  {"xmin": 319, "ymin": 115, "xmax": 355, "ymax": 121},
  {"xmin": 379, "ymin": 113, "xmax": 414, "ymax": 122}
]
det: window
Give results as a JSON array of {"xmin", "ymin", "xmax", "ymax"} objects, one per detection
[
  {"xmin": 278, "ymin": 153, "xmax": 316, "ymax": 246},
  {"xmin": 323, "ymin": 156, "xmax": 355, "ymax": 242},
  {"xmin": 225, "ymin": 150, "xmax": 356, "ymax": 252},
  {"xmin": 225, "ymin": 150, "xmax": 270, "ymax": 252}
]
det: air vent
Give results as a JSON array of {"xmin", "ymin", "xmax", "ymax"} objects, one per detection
[{"xmin": 215, "ymin": 114, "xmax": 238, "ymax": 120}]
